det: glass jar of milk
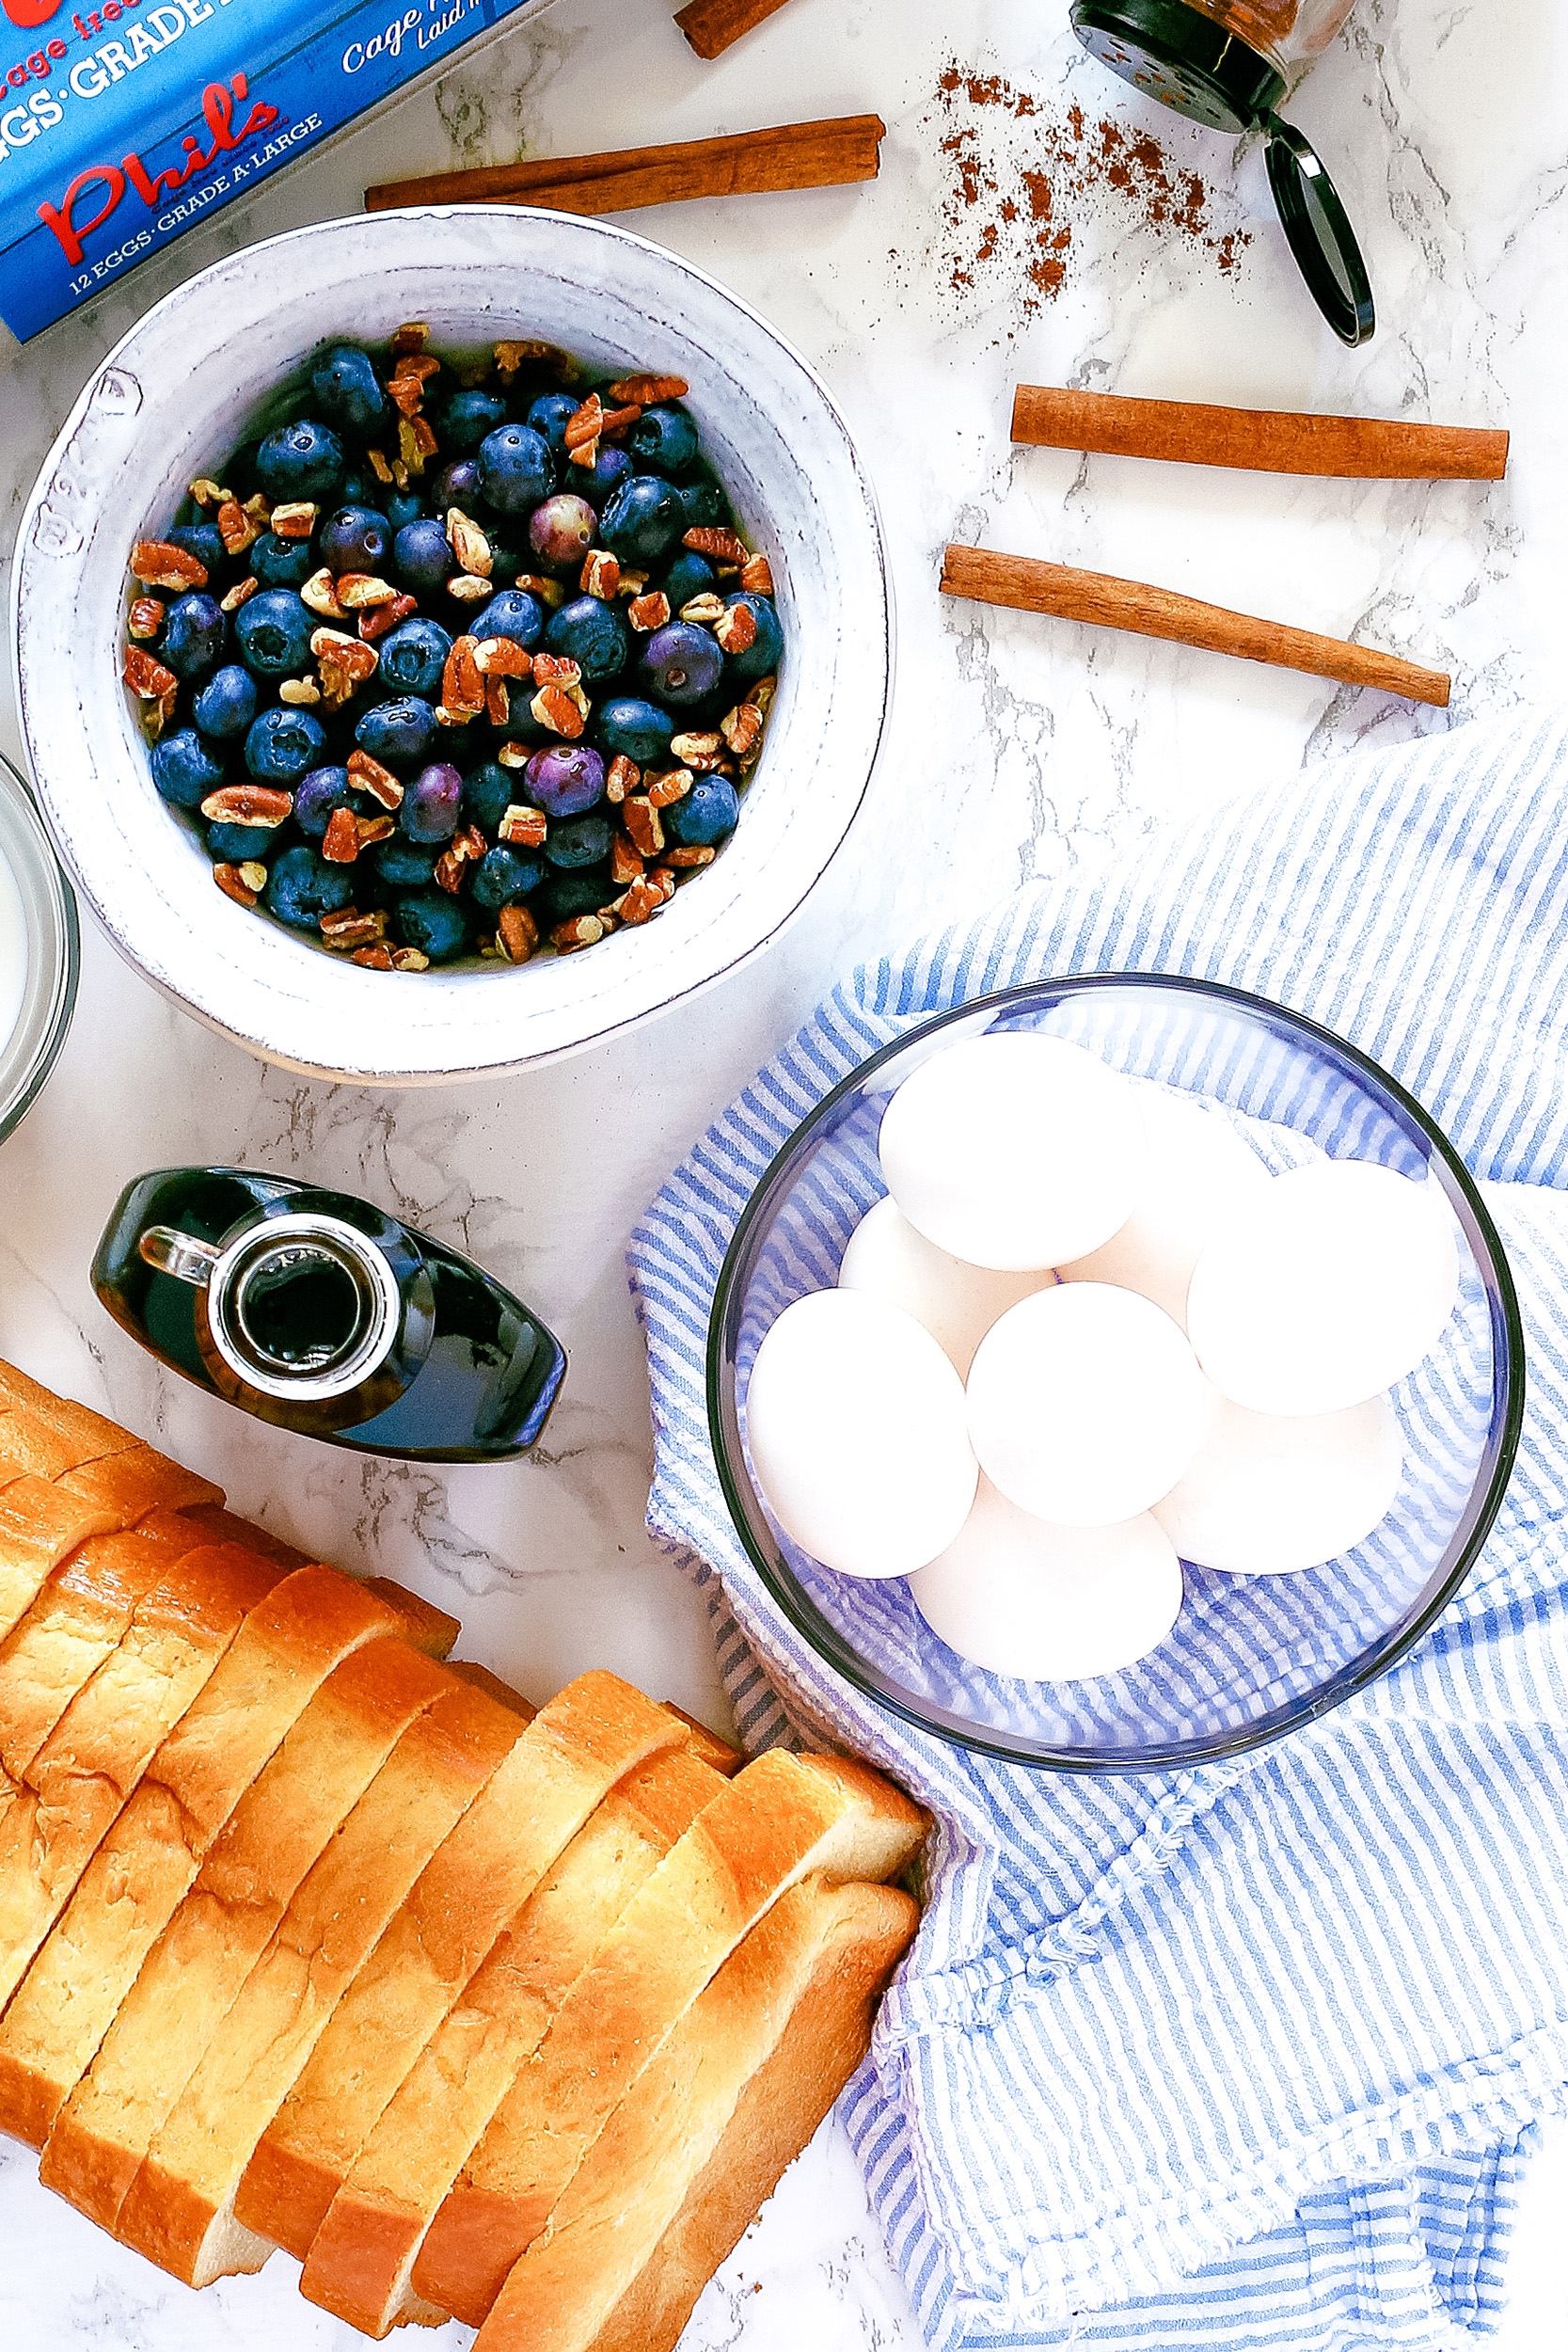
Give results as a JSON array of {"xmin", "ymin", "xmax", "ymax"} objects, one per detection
[{"xmin": 0, "ymin": 755, "xmax": 78, "ymax": 1147}]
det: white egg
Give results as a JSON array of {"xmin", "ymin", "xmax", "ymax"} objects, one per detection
[
  {"xmin": 966, "ymin": 1283, "xmax": 1214, "ymax": 1527},
  {"xmin": 838, "ymin": 1198, "xmax": 1058, "ymax": 1377},
  {"xmin": 744, "ymin": 1290, "xmax": 978, "ymax": 1581},
  {"xmin": 910, "ymin": 1477, "xmax": 1182, "ymax": 1680},
  {"xmin": 1153, "ymin": 1392, "xmax": 1402, "ymax": 1575},
  {"xmin": 1185, "ymin": 1161, "xmax": 1461, "ymax": 1417},
  {"xmin": 1057, "ymin": 1090, "xmax": 1271, "ymax": 1328},
  {"xmin": 877, "ymin": 1032, "xmax": 1146, "ymax": 1272}
]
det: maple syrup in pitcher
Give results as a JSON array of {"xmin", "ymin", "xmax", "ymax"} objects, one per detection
[{"xmin": 93, "ymin": 1168, "xmax": 566, "ymax": 1461}]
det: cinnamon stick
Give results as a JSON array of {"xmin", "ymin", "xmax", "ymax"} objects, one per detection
[
  {"xmin": 941, "ymin": 546, "xmax": 1452, "ymax": 709},
  {"xmin": 1012, "ymin": 386, "xmax": 1509, "ymax": 483},
  {"xmin": 365, "ymin": 116, "xmax": 884, "ymax": 217},
  {"xmin": 675, "ymin": 0, "xmax": 795, "ymax": 58}
]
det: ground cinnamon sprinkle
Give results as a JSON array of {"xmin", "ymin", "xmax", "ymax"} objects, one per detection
[{"xmin": 928, "ymin": 65, "xmax": 1251, "ymax": 314}]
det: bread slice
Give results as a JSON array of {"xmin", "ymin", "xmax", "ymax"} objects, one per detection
[
  {"xmin": 582, "ymin": 1882, "xmax": 918, "ymax": 2352},
  {"xmin": 56, "ymin": 1442, "xmax": 224, "ymax": 1523},
  {"xmin": 363, "ymin": 1581, "xmax": 461, "ymax": 1661},
  {"xmin": 319, "ymin": 1750, "xmax": 926, "ymax": 2333},
  {"xmin": 300, "ymin": 1744, "xmax": 730, "ymax": 2333},
  {"xmin": 232, "ymin": 1676, "xmax": 689, "ymax": 2265},
  {"xmin": 445, "ymin": 1660, "xmax": 535, "ymax": 1717},
  {"xmin": 115, "ymin": 1675, "xmax": 535, "ymax": 2286},
  {"xmin": 0, "ymin": 1565, "xmax": 413, "ymax": 2150},
  {"xmin": 39, "ymin": 1635, "xmax": 454, "ymax": 2234},
  {"xmin": 659, "ymin": 1704, "xmax": 743, "ymax": 1776},
  {"xmin": 179, "ymin": 1508, "xmax": 310, "ymax": 1568},
  {"xmin": 0, "ymin": 1541, "xmax": 289, "ymax": 2010},
  {"xmin": 0, "ymin": 1387, "xmax": 138, "ymax": 1482},
  {"xmin": 0, "ymin": 1475, "xmax": 126, "ymax": 1643},
  {"xmin": 475, "ymin": 1879, "xmax": 919, "ymax": 2352}
]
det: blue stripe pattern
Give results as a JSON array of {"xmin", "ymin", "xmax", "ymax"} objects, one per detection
[{"xmin": 627, "ymin": 714, "xmax": 1568, "ymax": 2351}]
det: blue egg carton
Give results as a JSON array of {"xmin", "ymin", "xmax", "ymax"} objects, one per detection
[{"xmin": 0, "ymin": 0, "xmax": 548, "ymax": 341}]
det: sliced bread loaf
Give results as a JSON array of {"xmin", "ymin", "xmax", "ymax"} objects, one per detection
[
  {"xmin": 39, "ymin": 1635, "xmax": 454, "ymax": 2234},
  {"xmin": 115, "ymin": 1673, "xmax": 535, "ymax": 2286},
  {"xmin": 231, "ymin": 1676, "xmax": 689, "ymax": 2265},
  {"xmin": 475, "ymin": 1878, "xmax": 920, "ymax": 2352},
  {"xmin": 300, "ymin": 1743, "xmax": 730, "ymax": 2334},
  {"xmin": 396, "ymin": 1751, "xmax": 927, "ymax": 2330},
  {"xmin": 0, "ymin": 1565, "xmax": 413, "ymax": 2150},
  {"xmin": 0, "ymin": 1475, "xmax": 126, "ymax": 1642},
  {"xmin": 56, "ymin": 1443, "xmax": 224, "ymax": 1524}
]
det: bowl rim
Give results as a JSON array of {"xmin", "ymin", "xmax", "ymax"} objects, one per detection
[
  {"xmin": 10, "ymin": 204, "xmax": 892, "ymax": 1084},
  {"xmin": 0, "ymin": 753, "xmax": 80, "ymax": 1148},
  {"xmin": 707, "ymin": 971, "xmax": 1527, "ymax": 1773}
]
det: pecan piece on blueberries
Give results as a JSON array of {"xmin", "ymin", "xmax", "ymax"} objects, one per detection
[
  {"xmin": 446, "ymin": 573, "xmax": 495, "ymax": 605},
  {"xmin": 714, "ymin": 601, "xmax": 759, "ymax": 656},
  {"xmin": 497, "ymin": 905, "xmax": 539, "ymax": 964},
  {"xmin": 580, "ymin": 549, "xmax": 620, "ymax": 601},
  {"xmin": 391, "ymin": 946, "xmax": 431, "ymax": 972},
  {"xmin": 221, "ymin": 576, "xmax": 259, "ymax": 613},
  {"xmin": 499, "ymin": 803, "xmax": 547, "ymax": 848},
  {"xmin": 665, "ymin": 844, "xmax": 718, "ymax": 868},
  {"xmin": 552, "ymin": 913, "xmax": 612, "ymax": 953},
  {"xmin": 132, "ymin": 538, "xmax": 207, "ymax": 590},
  {"xmin": 514, "ymin": 570, "xmax": 565, "ymax": 609},
  {"xmin": 320, "ymin": 907, "xmax": 388, "ymax": 949},
  {"xmin": 610, "ymin": 833, "xmax": 645, "ymax": 887},
  {"xmin": 270, "ymin": 501, "xmax": 319, "ymax": 541},
  {"xmin": 217, "ymin": 498, "xmax": 261, "ymax": 557},
  {"xmin": 721, "ymin": 701, "xmax": 765, "ymax": 759},
  {"xmin": 128, "ymin": 596, "xmax": 166, "ymax": 642},
  {"xmin": 609, "ymin": 373, "xmax": 689, "ymax": 406},
  {"xmin": 447, "ymin": 508, "xmax": 493, "ymax": 578},
  {"xmin": 471, "ymin": 636, "xmax": 532, "ymax": 680},
  {"xmin": 740, "ymin": 553, "xmax": 774, "ymax": 595},
  {"xmin": 678, "ymin": 593, "xmax": 726, "ymax": 627},
  {"xmin": 359, "ymin": 592, "xmax": 418, "ymax": 643},
  {"xmin": 628, "ymin": 591, "xmax": 671, "ymax": 634},
  {"xmin": 323, "ymin": 807, "xmax": 361, "ymax": 864},
  {"xmin": 646, "ymin": 767, "xmax": 693, "ymax": 809},
  {"xmin": 353, "ymin": 944, "xmax": 396, "ymax": 970},
  {"xmin": 435, "ymin": 824, "xmax": 485, "ymax": 894},
  {"xmin": 441, "ymin": 636, "xmax": 486, "ymax": 718},
  {"xmin": 336, "ymin": 574, "xmax": 400, "ymax": 609},
  {"xmin": 279, "ymin": 677, "xmax": 322, "ymax": 706},
  {"xmin": 390, "ymin": 320, "xmax": 430, "ymax": 355},
  {"xmin": 531, "ymin": 683, "xmax": 587, "ymax": 739},
  {"xmin": 682, "ymin": 526, "xmax": 749, "ymax": 568},
  {"xmin": 303, "ymin": 568, "xmax": 347, "ymax": 619},
  {"xmin": 485, "ymin": 677, "xmax": 511, "ymax": 727},
  {"xmin": 623, "ymin": 794, "xmax": 664, "ymax": 858},
  {"xmin": 187, "ymin": 476, "xmax": 230, "ymax": 507},
  {"xmin": 606, "ymin": 755, "xmax": 641, "ymax": 804},
  {"xmin": 213, "ymin": 862, "xmax": 260, "ymax": 908},
  {"xmin": 346, "ymin": 749, "xmax": 403, "ymax": 807},
  {"xmin": 123, "ymin": 644, "xmax": 178, "ymax": 700},
  {"xmin": 201, "ymin": 783, "xmax": 293, "ymax": 828}
]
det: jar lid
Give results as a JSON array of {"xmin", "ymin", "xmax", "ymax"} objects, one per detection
[{"xmin": 1069, "ymin": 0, "xmax": 1376, "ymax": 346}]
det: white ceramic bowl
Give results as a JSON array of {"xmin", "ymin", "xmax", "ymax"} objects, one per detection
[{"xmin": 11, "ymin": 209, "xmax": 890, "ymax": 1084}]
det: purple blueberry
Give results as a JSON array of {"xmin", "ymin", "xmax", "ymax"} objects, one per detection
[
  {"xmin": 639, "ymin": 620, "xmax": 722, "ymax": 707},
  {"xmin": 378, "ymin": 618, "xmax": 451, "ymax": 699},
  {"xmin": 600, "ymin": 474, "xmax": 685, "ymax": 566},
  {"xmin": 311, "ymin": 344, "xmax": 387, "ymax": 440},
  {"xmin": 235, "ymin": 590, "xmax": 314, "ymax": 678},
  {"xmin": 160, "ymin": 593, "xmax": 225, "ymax": 680},
  {"xmin": 193, "ymin": 663, "xmax": 259, "ymax": 740},
  {"xmin": 479, "ymin": 423, "xmax": 556, "ymax": 516},
  {"xmin": 267, "ymin": 846, "xmax": 355, "ymax": 929},
  {"xmin": 470, "ymin": 847, "xmax": 546, "ymax": 910},
  {"xmin": 257, "ymin": 419, "xmax": 344, "ymax": 503},
  {"xmin": 544, "ymin": 596, "xmax": 627, "ymax": 682},
  {"xmin": 524, "ymin": 743, "xmax": 605, "ymax": 818},
  {"xmin": 393, "ymin": 517, "xmax": 454, "ymax": 595},
  {"xmin": 399, "ymin": 762, "xmax": 464, "ymax": 842},
  {"xmin": 245, "ymin": 706, "xmax": 325, "ymax": 785},
  {"xmin": 429, "ymin": 457, "xmax": 483, "ymax": 519},
  {"xmin": 528, "ymin": 493, "xmax": 597, "ymax": 576},
  {"xmin": 150, "ymin": 727, "xmax": 224, "ymax": 810},
  {"xmin": 319, "ymin": 505, "xmax": 390, "ymax": 576},
  {"xmin": 293, "ymin": 765, "xmax": 357, "ymax": 840},
  {"xmin": 356, "ymin": 696, "xmax": 441, "ymax": 770}
]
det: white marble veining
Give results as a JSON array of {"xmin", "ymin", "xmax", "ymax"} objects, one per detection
[{"xmin": 1, "ymin": 0, "xmax": 1566, "ymax": 2342}]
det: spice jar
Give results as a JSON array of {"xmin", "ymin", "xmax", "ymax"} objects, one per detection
[{"xmin": 1070, "ymin": 0, "xmax": 1374, "ymax": 345}]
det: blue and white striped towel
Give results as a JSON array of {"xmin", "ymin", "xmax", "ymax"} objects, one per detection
[{"xmin": 627, "ymin": 711, "xmax": 1568, "ymax": 2352}]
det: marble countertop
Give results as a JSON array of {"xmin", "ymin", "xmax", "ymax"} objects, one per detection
[{"xmin": 2, "ymin": 0, "xmax": 1566, "ymax": 2342}]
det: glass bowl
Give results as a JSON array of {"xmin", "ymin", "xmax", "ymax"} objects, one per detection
[
  {"xmin": 708, "ymin": 975, "xmax": 1524, "ymax": 1772},
  {"xmin": 0, "ymin": 754, "xmax": 78, "ymax": 1147}
]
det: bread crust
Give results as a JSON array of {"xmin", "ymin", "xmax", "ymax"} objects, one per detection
[{"xmin": 0, "ymin": 1476, "xmax": 125, "ymax": 1643}]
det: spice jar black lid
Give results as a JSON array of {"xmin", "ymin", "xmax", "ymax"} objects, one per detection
[{"xmin": 1069, "ymin": 0, "xmax": 1376, "ymax": 346}]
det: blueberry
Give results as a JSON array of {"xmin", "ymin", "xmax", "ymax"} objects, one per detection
[
  {"xmin": 400, "ymin": 761, "xmax": 464, "ymax": 842},
  {"xmin": 386, "ymin": 489, "xmax": 425, "ymax": 532},
  {"xmin": 600, "ymin": 474, "xmax": 685, "ymax": 566},
  {"xmin": 429, "ymin": 457, "xmax": 483, "ymax": 519},
  {"xmin": 526, "ymin": 393, "xmax": 578, "ymax": 457},
  {"xmin": 293, "ymin": 765, "xmax": 358, "ymax": 840},
  {"xmin": 575, "ymin": 446, "xmax": 633, "ymax": 511},
  {"xmin": 524, "ymin": 744, "xmax": 605, "ymax": 818},
  {"xmin": 628, "ymin": 405, "xmax": 700, "ymax": 475},
  {"xmin": 378, "ymin": 618, "xmax": 451, "ymax": 699},
  {"xmin": 595, "ymin": 696, "xmax": 674, "ymax": 765},
  {"xmin": 249, "ymin": 533, "xmax": 317, "ymax": 590},
  {"xmin": 267, "ymin": 846, "xmax": 356, "ymax": 930},
  {"xmin": 661, "ymin": 551, "xmax": 717, "ymax": 612},
  {"xmin": 235, "ymin": 589, "xmax": 315, "ymax": 678},
  {"xmin": 639, "ymin": 620, "xmax": 722, "ymax": 707},
  {"xmin": 311, "ymin": 344, "xmax": 387, "ymax": 439},
  {"xmin": 677, "ymin": 478, "xmax": 732, "ymax": 533},
  {"xmin": 356, "ymin": 696, "xmax": 440, "ymax": 770},
  {"xmin": 544, "ymin": 596, "xmax": 627, "ymax": 682},
  {"xmin": 542, "ymin": 865, "xmax": 612, "ymax": 923},
  {"xmin": 470, "ymin": 847, "xmax": 546, "ymax": 910},
  {"xmin": 473, "ymin": 589, "xmax": 546, "ymax": 652},
  {"xmin": 319, "ymin": 505, "xmax": 390, "ymax": 576},
  {"xmin": 245, "ymin": 707, "xmax": 325, "ymax": 786},
  {"xmin": 150, "ymin": 727, "xmax": 225, "ymax": 810},
  {"xmin": 478, "ymin": 423, "xmax": 556, "ymax": 516},
  {"xmin": 528, "ymin": 493, "xmax": 597, "ymax": 576},
  {"xmin": 723, "ymin": 592, "xmax": 784, "ymax": 682},
  {"xmin": 437, "ymin": 389, "xmax": 508, "ymax": 453},
  {"xmin": 160, "ymin": 592, "xmax": 225, "ymax": 680},
  {"xmin": 394, "ymin": 889, "xmax": 470, "ymax": 963},
  {"xmin": 462, "ymin": 761, "xmax": 516, "ymax": 836},
  {"xmin": 666, "ymin": 774, "xmax": 739, "ymax": 848},
  {"xmin": 370, "ymin": 835, "xmax": 440, "ymax": 890},
  {"xmin": 257, "ymin": 419, "xmax": 344, "ymax": 503},
  {"xmin": 393, "ymin": 517, "xmax": 454, "ymax": 595},
  {"xmin": 164, "ymin": 521, "xmax": 225, "ymax": 580},
  {"xmin": 542, "ymin": 813, "xmax": 611, "ymax": 869},
  {"xmin": 193, "ymin": 663, "xmax": 259, "ymax": 740},
  {"xmin": 206, "ymin": 820, "xmax": 277, "ymax": 863}
]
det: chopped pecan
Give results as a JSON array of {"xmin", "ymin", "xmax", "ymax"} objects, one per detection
[
  {"xmin": 609, "ymin": 373, "xmax": 689, "ymax": 406},
  {"xmin": 623, "ymin": 794, "xmax": 664, "ymax": 858},
  {"xmin": 397, "ymin": 416, "xmax": 430, "ymax": 476},
  {"xmin": 123, "ymin": 644, "xmax": 177, "ymax": 700},
  {"xmin": 311, "ymin": 627, "xmax": 379, "ymax": 706},
  {"xmin": 221, "ymin": 576, "xmax": 259, "ymax": 613},
  {"xmin": 646, "ymin": 767, "xmax": 693, "ymax": 809},
  {"xmin": 128, "ymin": 596, "xmax": 166, "ymax": 642},
  {"xmin": 552, "ymin": 914, "xmax": 611, "ymax": 953},
  {"xmin": 270, "ymin": 501, "xmax": 318, "ymax": 541},
  {"xmin": 303, "ymin": 568, "xmax": 347, "ymax": 619},
  {"xmin": 497, "ymin": 740, "xmax": 530, "ymax": 769},
  {"xmin": 336, "ymin": 574, "xmax": 400, "ymax": 610},
  {"xmin": 238, "ymin": 860, "xmax": 269, "ymax": 892},
  {"xmin": 746, "ymin": 674, "xmax": 777, "ymax": 721},
  {"xmin": 531, "ymin": 653, "xmax": 581, "ymax": 687},
  {"xmin": 471, "ymin": 636, "xmax": 532, "ymax": 679},
  {"xmin": 740, "ymin": 551, "xmax": 774, "ymax": 596},
  {"xmin": 387, "ymin": 365, "xmax": 435, "ymax": 419},
  {"xmin": 139, "ymin": 690, "xmax": 177, "ymax": 745},
  {"xmin": 367, "ymin": 447, "xmax": 395, "ymax": 485},
  {"xmin": 321, "ymin": 907, "xmax": 389, "ymax": 949},
  {"xmin": 359, "ymin": 591, "xmax": 419, "ymax": 643},
  {"xmin": 213, "ymin": 861, "xmax": 260, "ymax": 908},
  {"xmin": 391, "ymin": 320, "xmax": 430, "ymax": 356},
  {"xmin": 391, "ymin": 946, "xmax": 431, "ymax": 972},
  {"xmin": 499, "ymin": 803, "xmax": 547, "ymax": 848},
  {"xmin": 201, "ymin": 783, "xmax": 293, "ymax": 828},
  {"xmin": 347, "ymin": 750, "xmax": 402, "ymax": 806},
  {"xmin": 187, "ymin": 476, "xmax": 230, "ymax": 507},
  {"xmin": 435, "ymin": 825, "xmax": 486, "ymax": 893},
  {"xmin": 494, "ymin": 338, "xmax": 570, "ymax": 381},
  {"xmin": 497, "ymin": 905, "xmax": 539, "ymax": 964},
  {"xmin": 563, "ymin": 393, "xmax": 604, "ymax": 464},
  {"xmin": 609, "ymin": 832, "xmax": 644, "ymax": 886},
  {"xmin": 612, "ymin": 874, "xmax": 666, "ymax": 926},
  {"xmin": 353, "ymin": 945, "xmax": 396, "ymax": 970},
  {"xmin": 322, "ymin": 807, "xmax": 360, "ymax": 864},
  {"xmin": 714, "ymin": 602, "xmax": 758, "ymax": 656},
  {"xmin": 614, "ymin": 567, "xmax": 650, "ymax": 598},
  {"xmin": 448, "ymin": 508, "xmax": 493, "ymax": 578},
  {"xmin": 580, "ymin": 549, "xmax": 620, "ymax": 601},
  {"xmin": 485, "ymin": 677, "xmax": 511, "ymax": 727},
  {"xmin": 721, "ymin": 701, "xmax": 765, "ymax": 759},
  {"xmin": 664, "ymin": 844, "xmax": 718, "ymax": 868},
  {"xmin": 682, "ymin": 526, "xmax": 749, "ymax": 567},
  {"xmin": 412, "ymin": 416, "xmax": 437, "ymax": 457},
  {"xmin": 531, "ymin": 683, "xmax": 587, "ymax": 739},
  {"xmin": 678, "ymin": 593, "xmax": 726, "ymax": 627},
  {"xmin": 447, "ymin": 573, "xmax": 495, "ymax": 605},
  {"xmin": 278, "ymin": 677, "xmax": 322, "ymax": 706},
  {"xmin": 441, "ymin": 636, "xmax": 486, "ymax": 718},
  {"xmin": 652, "ymin": 865, "xmax": 677, "ymax": 901},
  {"xmin": 217, "ymin": 498, "xmax": 261, "ymax": 556},
  {"xmin": 628, "ymin": 591, "xmax": 671, "ymax": 634},
  {"xmin": 670, "ymin": 731, "xmax": 723, "ymax": 764},
  {"xmin": 132, "ymin": 538, "xmax": 207, "ymax": 591},
  {"xmin": 606, "ymin": 754, "xmax": 640, "ymax": 804},
  {"xmin": 514, "ymin": 570, "xmax": 565, "ymax": 609}
]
